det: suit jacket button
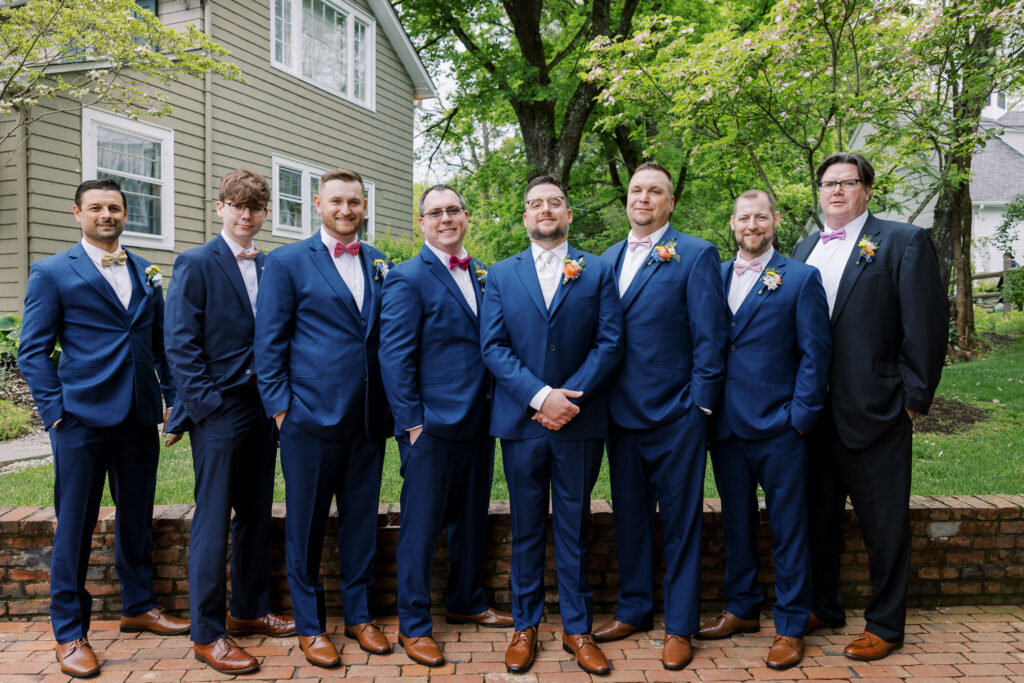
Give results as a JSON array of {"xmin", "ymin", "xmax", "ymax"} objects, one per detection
[
  {"xmin": 549, "ymin": 344, "xmax": 557, "ymax": 351},
  {"xmin": 730, "ymin": 345, "xmax": 737, "ymax": 351},
  {"xmin": 362, "ymin": 374, "xmax": 367, "ymax": 382},
  {"xmin": 730, "ymin": 321, "xmax": 736, "ymax": 327},
  {"xmin": 127, "ymin": 358, "xmax": 133, "ymax": 365},
  {"xmin": 245, "ymin": 368, "xmax": 252, "ymax": 374}
]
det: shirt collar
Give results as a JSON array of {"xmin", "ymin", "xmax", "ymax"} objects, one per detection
[
  {"xmin": 81, "ymin": 238, "xmax": 124, "ymax": 267},
  {"xmin": 735, "ymin": 246, "xmax": 775, "ymax": 268},
  {"xmin": 824, "ymin": 210, "xmax": 869, "ymax": 238},
  {"xmin": 531, "ymin": 240, "xmax": 569, "ymax": 263},
  {"xmin": 628, "ymin": 223, "xmax": 670, "ymax": 248},
  {"xmin": 425, "ymin": 241, "xmax": 468, "ymax": 265},
  {"xmin": 220, "ymin": 229, "xmax": 257, "ymax": 256}
]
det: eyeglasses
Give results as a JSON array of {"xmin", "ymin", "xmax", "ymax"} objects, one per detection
[
  {"xmin": 422, "ymin": 206, "xmax": 465, "ymax": 219},
  {"xmin": 526, "ymin": 196, "xmax": 566, "ymax": 210},
  {"xmin": 224, "ymin": 202, "xmax": 269, "ymax": 216},
  {"xmin": 818, "ymin": 178, "xmax": 863, "ymax": 192}
]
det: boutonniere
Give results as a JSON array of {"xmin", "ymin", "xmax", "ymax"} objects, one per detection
[
  {"xmin": 856, "ymin": 234, "xmax": 880, "ymax": 265},
  {"xmin": 373, "ymin": 258, "xmax": 390, "ymax": 280},
  {"xmin": 646, "ymin": 239, "xmax": 680, "ymax": 266},
  {"xmin": 758, "ymin": 267, "xmax": 782, "ymax": 294},
  {"xmin": 144, "ymin": 265, "xmax": 162, "ymax": 287},
  {"xmin": 562, "ymin": 256, "xmax": 585, "ymax": 285},
  {"xmin": 475, "ymin": 267, "xmax": 487, "ymax": 290}
]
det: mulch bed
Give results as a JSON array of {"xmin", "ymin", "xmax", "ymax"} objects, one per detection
[
  {"xmin": 914, "ymin": 395, "xmax": 989, "ymax": 435},
  {"xmin": 0, "ymin": 360, "xmax": 43, "ymax": 430}
]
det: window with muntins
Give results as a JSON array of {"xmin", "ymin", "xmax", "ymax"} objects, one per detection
[{"xmin": 272, "ymin": 154, "xmax": 375, "ymax": 241}]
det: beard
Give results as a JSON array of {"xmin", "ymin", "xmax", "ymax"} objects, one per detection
[
  {"xmin": 528, "ymin": 220, "xmax": 568, "ymax": 243},
  {"xmin": 734, "ymin": 231, "xmax": 773, "ymax": 255}
]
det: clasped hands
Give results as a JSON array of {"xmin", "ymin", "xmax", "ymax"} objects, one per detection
[{"xmin": 532, "ymin": 388, "xmax": 583, "ymax": 431}]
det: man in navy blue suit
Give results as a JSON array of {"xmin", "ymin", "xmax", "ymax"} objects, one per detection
[
  {"xmin": 379, "ymin": 184, "xmax": 513, "ymax": 667},
  {"xmin": 595, "ymin": 161, "xmax": 727, "ymax": 670},
  {"xmin": 19, "ymin": 178, "xmax": 190, "ymax": 678},
  {"xmin": 698, "ymin": 190, "xmax": 831, "ymax": 670},
  {"xmin": 164, "ymin": 170, "xmax": 296, "ymax": 675},
  {"xmin": 481, "ymin": 175, "xmax": 623, "ymax": 675},
  {"xmin": 254, "ymin": 168, "xmax": 393, "ymax": 669}
]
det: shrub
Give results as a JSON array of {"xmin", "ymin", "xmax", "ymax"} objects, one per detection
[
  {"xmin": 0, "ymin": 399, "xmax": 32, "ymax": 441},
  {"xmin": 1006, "ymin": 269, "xmax": 1024, "ymax": 312}
]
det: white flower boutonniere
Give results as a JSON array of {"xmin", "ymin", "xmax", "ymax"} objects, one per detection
[
  {"xmin": 373, "ymin": 259, "xmax": 390, "ymax": 281},
  {"xmin": 758, "ymin": 268, "xmax": 781, "ymax": 295},
  {"xmin": 145, "ymin": 265, "xmax": 162, "ymax": 287}
]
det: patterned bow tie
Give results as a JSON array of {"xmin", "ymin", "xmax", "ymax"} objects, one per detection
[
  {"xmin": 333, "ymin": 241, "xmax": 361, "ymax": 257},
  {"xmin": 628, "ymin": 237, "xmax": 653, "ymax": 252},
  {"xmin": 820, "ymin": 227, "xmax": 846, "ymax": 244},
  {"xmin": 235, "ymin": 249, "xmax": 259, "ymax": 260},
  {"xmin": 449, "ymin": 255, "xmax": 472, "ymax": 270},
  {"xmin": 101, "ymin": 251, "xmax": 128, "ymax": 267},
  {"xmin": 734, "ymin": 259, "xmax": 763, "ymax": 276}
]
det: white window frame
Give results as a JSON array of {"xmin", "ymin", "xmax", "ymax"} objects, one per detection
[
  {"xmin": 269, "ymin": 0, "xmax": 377, "ymax": 111},
  {"xmin": 272, "ymin": 153, "xmax": 375, "ymax": 242},
  {"xmin": 81, "ymin": 108, "xmax": 175, "ymax": 251}
]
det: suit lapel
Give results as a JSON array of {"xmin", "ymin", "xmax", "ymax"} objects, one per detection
[
  {"xmin": 212, "ymin": 236, "xmax": 254, "ymax": 319},
  {"xmin": 67, "ymin": 243, "xmax": 128, "ymax": 316},
  {"xmin": 359, "ymin": 245, "xmax": 380, "ymax": 338},
  {"xmin": 470, "ymin": 258, "xmax": 485, "ymax": 313},
  {"xmin": 548, "ymin": 246, "xmax": 581, "ymax": 319},
  {"xmin": 424, "ymin": 246, "xmax": 477, "ymax": 323},
  {"xmin": 127, "ymin": 251, "xmax": 155, "ymax": 324},
  {"xmin": 830, "ymin": 216, "xmax": 875, "ymax": 326},
  {"xmin": 792, "ymin": 231, "xmax": 820, "ymax": 262},
  {"xmin": 608, "ymin": 239, "xmax": 628, "ymax": 285},
  {"xmin": 256, "ymin": 251, "xmax": 265, "ymax": 284},
  {"xmin": 307, "ymin": 236, "xmax": 362, "ymax": 321},
  {"xmin": 731, "ymin": 251, "xmax": 785, "ymax": 339},
  {"xmin": 621, "ymin": 225, "xmax": 678, "ymax": 310},
  {"xmin": 514, "ymin": 248, "xmax": 548, "ymax": 318}
]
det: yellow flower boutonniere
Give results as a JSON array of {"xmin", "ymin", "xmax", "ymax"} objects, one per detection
[
  {"xmin": 144, "ymin": 265, "xmax": 162, "ymax": 287},
  {"xmin": 856, "ymin": 235, "xmax": 880, "ymax": 265}
]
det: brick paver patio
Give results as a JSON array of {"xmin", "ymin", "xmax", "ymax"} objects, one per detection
[{"xmin": 2, "ymin": 606, "xmax": 1023, "ymax": 682}]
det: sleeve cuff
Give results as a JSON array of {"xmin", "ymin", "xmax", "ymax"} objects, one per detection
[{"xmin": 529, "ymin": 386, "xmax": 553, "ymax": 411}]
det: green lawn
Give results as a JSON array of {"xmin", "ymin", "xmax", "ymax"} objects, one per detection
[{"xmin": 3, "ymin": 310, "xmax": 1022, "ymax": 506}]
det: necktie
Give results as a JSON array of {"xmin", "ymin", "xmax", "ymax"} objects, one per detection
[
  {"xmin": 538, "ymin": 251, "xmax": 559, "ymax": 308},
  {"xmin": 449, "ymin": 255, "xmax": 472, "ymax": 270},
  {"xmin": 101, "ymin": 251, "xmax": 127, "ymax": 267},
  {"xmin": 235, "ymin": 250, "xmax": 259, "ymax": 260},
  {"xmin": 734, "ymin": 259, "xmax": 763, "ymax": 276},
  {"xmin": 820, "ymin": 227, "xmax": 846, "ymax": 244},
  {"xmin": 628, "ymin": 237, "xmax": 652, "ymax": 252},
  {"xmin": 333, "ymin": 241, "xmax": 361, "ymax": 257}
]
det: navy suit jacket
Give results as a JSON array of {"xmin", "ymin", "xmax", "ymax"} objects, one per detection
[
  {"xmin": 711, "ymin": 251, "xmax": 831, "ymax": 442},
  {"xmin": 603, "ymin": 225, "xmax": 728, "ymax": 430},
  {"xmin": 163, "ymin": 235, "xmax": 265, "ymax": 433},
  {"xmin": 18, "ymin": 243, "xmax": 175, "ymax": 428},
  {"xmin": 480, "ymin": 244, "xmax": 623, "ymax": 441},
  {"xmin": 792, "ymin": 213, "xmax": 948, "ymax": 449},
  {"xmin": 379, "ymin": 245, "xmax": 489, "ymax": 440},
  {"xmin": 254, "ymin": 234, "xmax": 393, "ymax": 442}
]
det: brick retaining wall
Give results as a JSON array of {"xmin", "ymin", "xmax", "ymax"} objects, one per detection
[{"xmin": 1, "ymin": 495, "xmax": 1022, "ymax": 620}]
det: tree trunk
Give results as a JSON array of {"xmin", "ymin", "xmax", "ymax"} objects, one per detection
[
  {"xmin": 952, "ymin": 161, "xmax": 975, "ymax": 346},
  {"xmin": 931, "ymin": 188, "xmax": 955, "ymax": 292}
]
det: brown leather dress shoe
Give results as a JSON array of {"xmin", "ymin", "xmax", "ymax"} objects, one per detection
[
  {"xmin": 592, "ymin": 616, "xmax": 652, "ymax": 642},
  {"xmin": 119, "ymin": 606, "xmax": 191, "ymax": 635},
  {"xmin": 843, "ymin": 631, "xmax": 903, "ymax": 661},
  {"xmin": 662, "ymin": 634, "xmax": 694, "ymax": 670},
  {"xmin": 562, "ymin": 633, "xmax": 611, "ymax": 675},
  {"xmin": 298, "ymin": 633, "xmax": 340, "ymax": 668},
  {"xmin": 766, "ymin": 634, "xmax": 804, "ymax": 670},
  {"xmin": 194, "ymin": 636, "xmax": 259, "ymax": 674},
  {"xmin": 399, "ymin": 633, "xmax": 445, "ymax": 666},
  {"xmin": 344, "ymin": 622, "xmax": 392, "ymax": 654},
  {"xmin": 56, "ymin": 638, "xmax": 100, "ymax": 678},
  {"xmin": 227, "ymin": 611, "xmax": 296, "ymax": 638},
  {"xmin": 445, "ymin": 606, "xmax": 514, "ymax": 628},
  {"xmin": 805, "ymin": 612, "xmax": 844, "ymax": 634},
  {"xmin": 505, "ymin": 626, "xmax": 538, "ymax": 673},
  {"xmin": 697, "ymin": 610, "xmax": 760, "ymax": 639}
]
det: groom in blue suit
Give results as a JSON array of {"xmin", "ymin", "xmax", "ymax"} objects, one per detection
[
  {"xmin": 595, "ymin": 162, "xmax": 727, "ymax": 671},
  {"xmin": 19, "ymin": 179, "xmax": 189, "ymax": 678},
  {"xmin": 379, "ymin": 184, "xmax": 512, "ymax": 667},
  {"xmin": 255, "ymin": 168, "xmax": 393, "ymax": 668},
  {"xmin": 481, "ymin": 175, "xmax": 622, "ymax": 675},
  {"xmin": 699, "ymin": 190, "xmax": 830, "ymax": 670}
]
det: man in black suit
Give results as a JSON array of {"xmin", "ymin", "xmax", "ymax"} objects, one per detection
[{"xmin": 792, "ymin": 152, "xmax": 947, "ymax": 661}]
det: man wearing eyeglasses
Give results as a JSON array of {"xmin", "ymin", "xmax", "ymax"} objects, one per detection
[
  {"xmin": 379, "ymin": 185, "xmax": 512, "ymax": 667},
  {"xmin": 792, "ymin": 152, "xmax": 947, "ymax": 661},
  {"xmin": 164, "ymin": 170, "xmax": 295, "ymax": 675},
  {"xmin": 481, "ymin": 175, "xmax": 623, "ymax": 675}
]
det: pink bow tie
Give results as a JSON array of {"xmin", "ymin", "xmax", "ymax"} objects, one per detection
[
  {"xmin": 333, "ymin": 241, "xmax": 361, "ymax": 257},
  {"xmin": 449, "ymin": 255, "xmax": 472, "ymax": 270},
  {"xmin": 235, "ymin": 250, "xmax": 258, "ymax": 260},
  {"xmin": 628, "ymin": 237, "xmax": 652, "ymax": 252},
  {"xmin": 734, "ymin": 260, "xmax": 763, "ymax": 276},
  {"xmin": 820, "ymin": 228, "xmax": 846, "ymax": 244}
]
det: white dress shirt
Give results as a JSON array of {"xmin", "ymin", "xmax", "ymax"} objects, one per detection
[
  {"xmin": 728, "ymin": 247, "xmax": 775, "ymax": 314},
  {"xmin": 527, "ymin": 240, "xmax": 569, "ymax": 410},
  {"xmin": 320, "ymin": 227, "xmax": 364, "ymax": 312},
  {"xmin": 81, "ymin": 239, "xmax": 132, "ymax": 309},
  {"xmin": 221, "ymin": 230, "xmax": 259, "ymax": 314},
  {"xmin": 618, "ymin": 223, "xmax": 670, "ymax": 297},
  {"xmin": 805, "ymin": 210, "xmax": 868, "ymax": 316},
  {"xmin": 425, "ymin": 242, "xmax": 477, "ymax": 315}
]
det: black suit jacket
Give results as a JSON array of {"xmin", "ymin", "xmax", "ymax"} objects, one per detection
[{"xmin": 792, "ymin": 213, "xmax": 948, "ymax": 449}]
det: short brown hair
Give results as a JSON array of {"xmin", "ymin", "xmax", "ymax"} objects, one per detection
[
  {"xmin": 524, "ymin": 175, "xmax": 569, "ymax": 208},
  {"xmin": 733, "ymin": 189, "xmax": 776, "ymax": 215},
  {"xmin": 632, "ymin": 161, "xmax": 674, "ymax": 190},
  {"xmin": 319, "ymin": 168, "xmax": 364, "ymax": 193},
  {"xmin": 219, "ymin": 169, "xmax": 270, "ymax": 206},
  {"xmin": 815, "ymin": 152, "xmax": 875, "ymax": 188}
]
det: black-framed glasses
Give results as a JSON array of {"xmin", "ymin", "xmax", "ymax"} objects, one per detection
[
  {"xmin": 818, "ymin": 178, "xmax": 863, "ymax": 192},
  {"xmin": 422, "ymin": 206, "xmax": 465, "ymax": 219},
  {"xmin": 224, "ymin": 201, "xmax": 269, "ymax": 216}
]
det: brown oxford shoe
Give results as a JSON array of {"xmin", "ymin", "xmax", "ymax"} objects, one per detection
[
  {"xmin": 445, "ymin": 606, "xmax": 514, "ymax": 628},
  {"xmin": 55, "ymin": 638, "xmax": 100, "ymax": 678},
  {"xmin": 120, "ymin": 606, "xmax": 190, "ymax": 635},
  {"xmin": 766, "ymin": 634, "xmax": 804, "ymax": 670},
  {"xmin": 298, "ymin": 633, "xmax": 340, "ymax": 668},
  {"xmin": 562, "ymin": 633, "xmax": 611, "ymax": 675},
  {"xmin": 843, "ymin": 631, "xmax": 903, "ymax": 661},
  {"xmin": 344, "ymin": 622, "xmax": 392, "ymax": 654},
  {"xmin": 193, "ymin": 636, "xmax": 259, "ymax": 675},
  {"xmin": 504, "ymin": 626, "xmax": 538, "ymax": 673},
  {"xmin": 662, "ymin": 634, "xmax": 694, "ymax": 670},
  {"xmin": 399, "ymin": 633, "xmax": 445, "ymax": 666},
  {"xmin": 592, "ymin": 616, "xmax": 652, "ymax": 642},
  {"xmin": 806, "ymin": 612, "xmax": 844, "ymax": 634},
  {"xmin": 697, "ymin": 610, "xmax": 760, "ymax": 639},
  {"xmin": 227, "ymin": 611, "xmax": 296, "ymax": 638}
]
